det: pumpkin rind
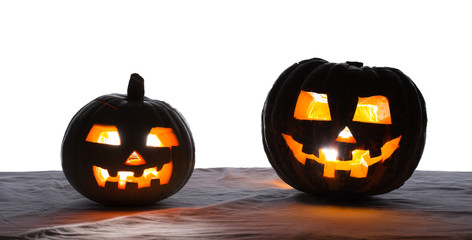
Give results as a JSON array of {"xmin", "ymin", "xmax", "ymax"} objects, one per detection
[
  {"xmin": 262, "ymin": 58, "xmax": 427, "ymax": 196},
  {"xmin": 62, "ymin": 74, "xmax": 195, "ymax": 205}
]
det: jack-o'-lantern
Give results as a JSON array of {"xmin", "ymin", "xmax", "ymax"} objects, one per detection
[
  {"xmin": 62, "ymin": 73, "xmax": 195, "ymax": 205},
  {"xmin": 262, "ymin": 58, "xmax": 426, "ymax": 196}
]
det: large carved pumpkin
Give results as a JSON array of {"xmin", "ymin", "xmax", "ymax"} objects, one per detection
[
  {"xmin": 62, "ymin": 74, "xmax": 195, "ymax": 205},
  {"xmin": 262, "ymin": 58, "xmax": 426, "ymax": 196}
]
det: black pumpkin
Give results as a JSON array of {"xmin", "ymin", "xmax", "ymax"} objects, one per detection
[
  {"xmin": 62, "ymin": 74, "xmax": 195, "ymax": 205},
  {"xmin": 262, "ymin": 58, "xmax": 426, "ymax": 196}
]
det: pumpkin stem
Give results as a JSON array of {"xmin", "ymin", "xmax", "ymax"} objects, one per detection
[
  {"xmin": 127, "ymin": 73, "xmax": 145, "ymax": 101},
  {"xmin": 346, "ymin": 61, "xmax": 363, "ymax": 68}
]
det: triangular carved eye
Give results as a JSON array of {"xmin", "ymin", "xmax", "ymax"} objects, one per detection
[
  {"xmin": 86, "ymin": 124, "xmax": 121, "ymax": 145},
  {"xmin": 352, "ymin": 96, "xmax": 392, "ymax": 124},
  {"xmin": 294, "ymin": 90, "xmax": 331, "ymax": 121},
  {"xmin": 146, "ymin": 127, "xmax": 179, "ymax": 147}
]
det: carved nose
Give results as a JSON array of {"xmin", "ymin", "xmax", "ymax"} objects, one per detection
[
  {"xmin": 335, "ymin": 126, "xmax": 357, "ymax": 143},
  {"xmin": 125, "ymin": 151, "xmax": 146, "ymax": 166}
]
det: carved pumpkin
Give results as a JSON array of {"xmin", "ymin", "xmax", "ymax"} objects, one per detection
[
  {"xmin": 262, "ymin": 58, "xmax": 427, "ymax": 196},
  {"xmin": 62, "ymin": 74, "xmax": 195, "ymax": 205}
]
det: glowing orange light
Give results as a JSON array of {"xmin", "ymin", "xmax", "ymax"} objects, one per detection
[
  {"xmin": 294, "ymin": 90, "xmax": 331, "ymax": 121},
  {"xmin": 86, "ymin": 124, "xmax": 121, "ymax": 145},
  {"xmin": 282, "ymin": 134, "xmax": 401, "ymax": 178},
  {"xmin": 93, "ymin": 161, "xmax": 173, "ymax": 189},
  {"xmin": 335, "ymin": 126, "xmax": 357, "ymax": 143},
  {"xmin": 156, "ymin": 161, "xmax": 172, "ymax": 185},
  {"xmin": 147, "ymin": 127, "xmax": 179, "ymax": 147},
  {"xmin": 125, "ymin": 151, "xmax": 146, "ymax": 166},
  {"xmin": 352, "ymin": 95, "xmax": 392, "ymax": 124}
]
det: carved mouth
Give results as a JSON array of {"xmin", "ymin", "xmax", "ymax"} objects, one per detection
[
  {"xmin": 92, "ymin": 162, "xmax": 173, "ymax": 189},
  {"xmin": 282, "ymin": 134, "xmax": 401, "ymax": 178}
]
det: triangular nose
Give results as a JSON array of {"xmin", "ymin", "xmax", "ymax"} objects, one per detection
[
  {"xmin": 335, "ymin": 126, "xmax": 357, "ymax": 143},
  {"xmin": 125, "ymin": 151, "xmax": 146, "ymax": 166}
]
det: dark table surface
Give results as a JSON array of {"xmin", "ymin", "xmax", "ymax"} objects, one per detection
[{"xmin": 1, "ymin": 168, "xmax": 471, "ymax": 239}]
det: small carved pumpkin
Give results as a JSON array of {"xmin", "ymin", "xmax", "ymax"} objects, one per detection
[
  {"xmin": 62, "ymin": 74, "xmax": 195, "ymax": 205},
  {"xmin": 262, "ymin": 58, "xmax": 427, "ymax": 196}
]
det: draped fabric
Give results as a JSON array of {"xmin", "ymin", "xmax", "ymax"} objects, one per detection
[{"xmin": 1, "ymin": 168, "xmax": 471, "ymax": 239}]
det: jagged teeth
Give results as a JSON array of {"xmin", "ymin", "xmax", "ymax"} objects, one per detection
[{"xmin": 93, "ymin": 166, "xmax": 159, "ymax": 189}]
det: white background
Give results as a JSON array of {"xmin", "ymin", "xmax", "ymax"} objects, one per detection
[{"xmin": 1, "ymin": 1, "xmax": 470, "ymax": 171}]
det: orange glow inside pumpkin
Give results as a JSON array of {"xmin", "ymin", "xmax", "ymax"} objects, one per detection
[
  {"xmin": 125, "ymin": 151, "xmax": 146, "ymax": 166},
  {"xmin": 294, "ymin": 91, "xmax": 331, "ymax": 121},
  {"xmin": 86, "ymin": 125, "xmax": 179, "ymax": 189},
  {"xmin": 282, "ymin": 134, "xmax": 401, "ymax": 178},
  {"xmin": 146, "ymin": 127, "xmax": 179, "ymax": 147},
  {"xmin": 352, "ymin": 96, "xmax": 392, "ymax": 124},
  {"xmin": 93, "ymin": 161, "xmax": 173, "ymax": 189},
  {"xmin": 287, "ymin": 91, "xmax": 398, "ymax": 178},
  {"xmin": 86, "ymin": 124, "xmax": 121, "ymax": 145},
  {"xmin": 86, "ymin": 125, "xmax": 180, "ymax": 148},
  {"xmin": 335, "ymin": 127, "xmax": 357, "ymax": 143},
  {"xmin": 293, "ymin": 91, "xmax": 392, "ymax": 125}
]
